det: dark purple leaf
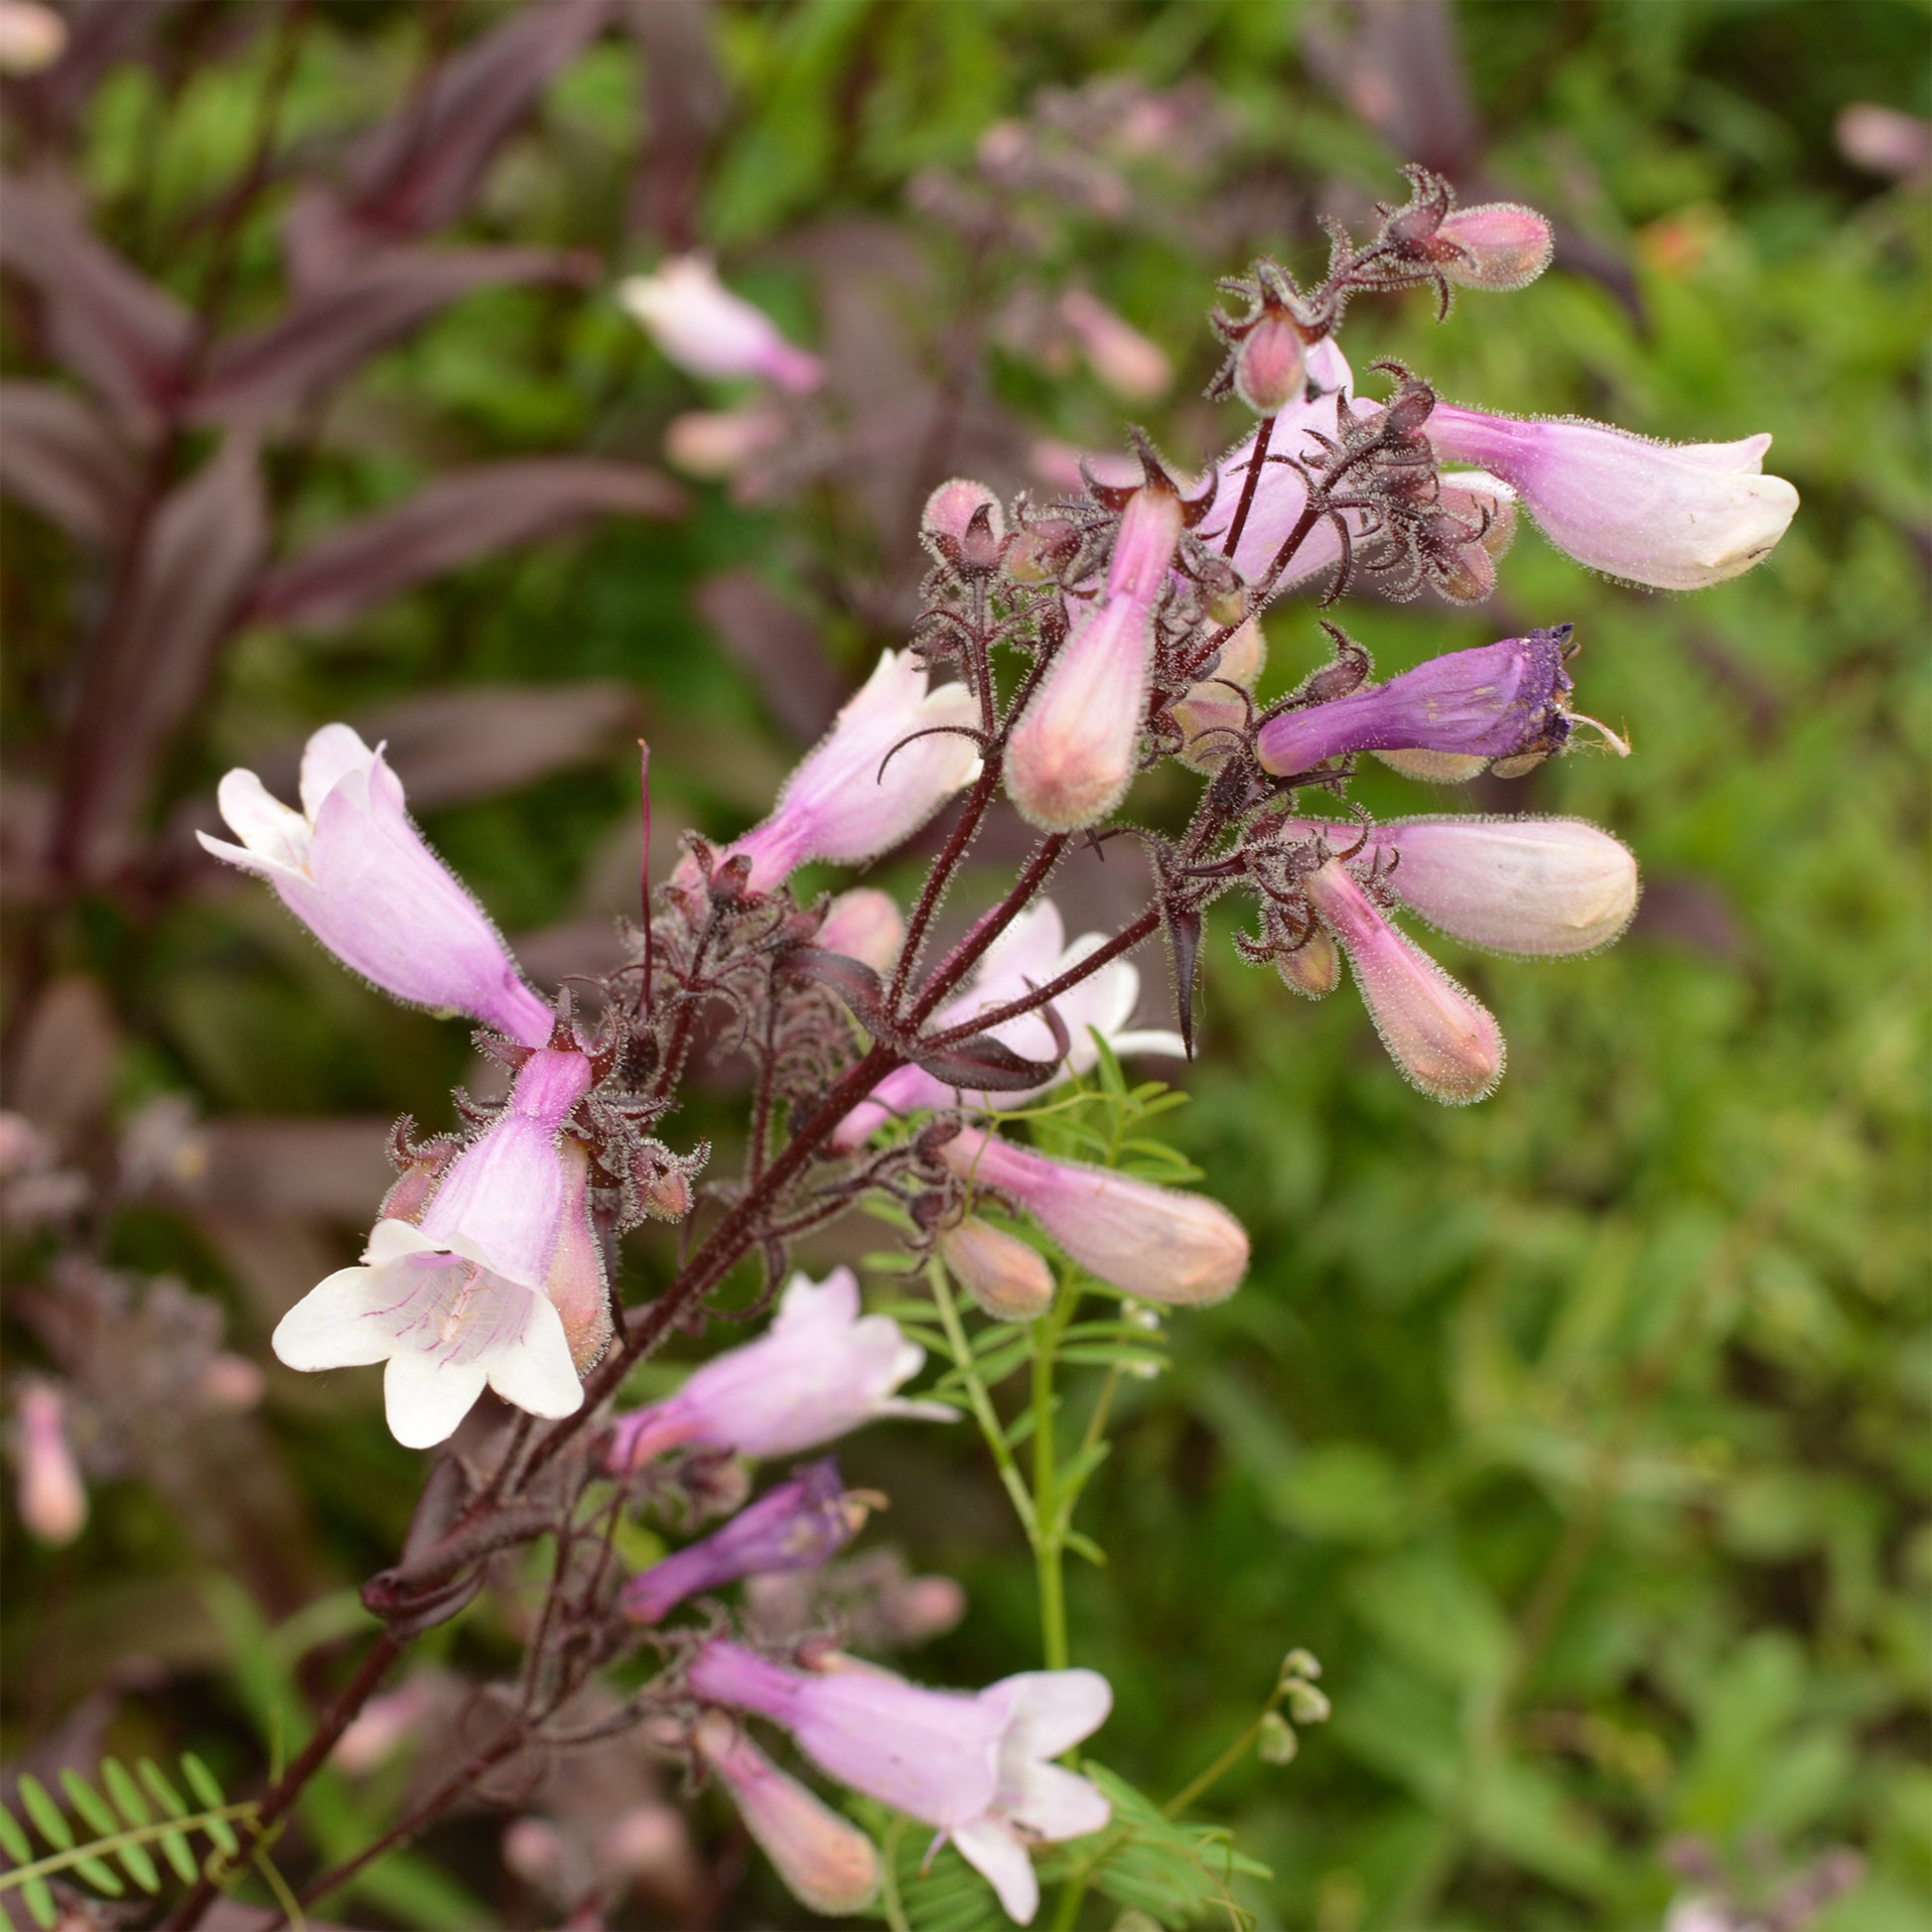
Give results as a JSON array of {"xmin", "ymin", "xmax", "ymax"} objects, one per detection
[
  {"xmin": 1163, "ymin": 903, "xmax": 1203, "ymax": 1058},
  {"xmin": 0, "ymin": 380, "xmax": 136, "ymax": 545},
  {"xmin": 623, "ymin": 0, "xmax": 728, "ymax": 249},
  {"xmin": 285, "ymin": 0, "xmax": 613, "ymax": 284},
  {"xmin": 68, "ymin": 436, "xmax": 267, "ymax": 867},
  {"xmin": 189, "ymin": 245, "xmax": 596, "ymax": 427},
  {"xmin": 783, "ymin": 946, "xmax": 887, "ymax": 1028},
  {"xmin": 909, "ymin": 1031, "xmax": 1063, "ymax": 1093},
  {"xmin": 694, "ymin": 571, "xmax": 840, "ymax": 741},
  {"xmin": 248, "ymin": 459, "xmax": 683, "ymax": 630},
  {"xmin": 0, "ymin": 175, "xmax": 191, "ymax": 424}
]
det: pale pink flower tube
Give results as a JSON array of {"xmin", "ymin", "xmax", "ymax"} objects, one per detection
[
  {"xmin": 1302, "ymin": 859, "xmax": 1504, "ymax": 1105},
  {"xmin": 688, "ymin": 1642, "xmax": 1111, "ymax": 1925},
  {"xmin": 200, "ymin": 724, "xmax": 553, "ymax": 1046},
  {"xmin": 272, "ymin": 1048, "xmax": 595, "ymax": 1448},
  {"xmin": 722, "ymin": 651, "xmax": 981, "ymax": 892},
  {"xmin": 1292, "ymin": 816, "xmax": 1640, "ymax": 957},
  {"xmin": 941, "ymin": 1127, "xmax": 1248, "ymax": 1307},
  {"xmin": 619, "ymin": 255, "xmax": 822, "ymax": 392},
  {"xmin": 15, "ymin": 1381, "xmax": 85, "ymax": 1546},
  {"xmin": 1006, "ymin": 484, "xmax": 1185, "ymax": 830},
  {"xmin": 1426, "ymin": 406, "xmax": 1798, "ymax": 590},
  {"xmin": 693, "ymin": 1713, "xmax": 882, "ymax": 1917},
  {"xmin": 604, "ymin": 1267, "xmax": 951, "ymax": 1471}
]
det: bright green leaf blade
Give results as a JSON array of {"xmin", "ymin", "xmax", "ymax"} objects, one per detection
[
  {"xmin": 20, "ymin": 1872, "xmax": 57, "ymax": 1929},
  {"xmin": 0, "ymin": 1803, "xmax": 33, "ymax": 1863},
  {"xmin": 136, "ymin": 1759, "xmax": 188, "ymax": 1819},
  {"xmin": 99, "ymin": 1757, "xmax": 151, "ymax": 1829},
  {"xmin": 59, "ymin": 1769, "xmax": 116, "ymax": 1838},
  {"xmin": 15, "ymin": 1778, "xmax": 70, "ymax": 1852}
]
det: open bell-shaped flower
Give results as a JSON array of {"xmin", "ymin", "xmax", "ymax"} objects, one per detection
[
  {"xmin": 718, "ymin": 651, "xmax": 980, "ymax": 893},
  {"xmin": 1301, "ymin": 858, "xmax": 1503, "ymax": 1105},
  {"xmin": 940, "ymin": 1127, "xmax": 1248, "ymax": 1307},
  {"xmin": 832, "ymin": 900, "xmax": 1183, "ymax": 1146},
  {"xmin": 271, "ymin": 1048, "xmax": 597, "ymax": 1448},
  {"xmin": 1425, "ymin": 407, "xmax": 1799, "ymax": 591},
  {"xmin": 687, "ymin": 1641, "xmax": 1111, "ymax": 1925},
  {"xmin": 200, "ymin": 724, "xmax": 553, "ymax": 1046},
  {"xmin": 693, "ymin": 1713, "xmax": 882, "ymax": 1917},
  {"xmin": 605, "ymin": 1268, "xmax": 951, "ymax": 1471}
]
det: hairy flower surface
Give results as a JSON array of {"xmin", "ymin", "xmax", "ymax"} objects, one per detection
[
  {"xmin": 693, "ymin": 1713, "xmax": 882, "ymax": 1916},
  {"xmin": 1425, "ymin": 407, "xmax": 1799, "ymax": 590},
  {"xmin": 619, "ymin": 254, "xmax": 822, "ymax": 391},
  {"xmin": 622, "ymin": 1458, "xmax": 866, "ymax": 1625},
  {"xmin": 272, "ymin": 1049, "xmax": 595, "ymax": 1447},
  {"xmin": 688, "ymin": 1642, "xmax": 1110, "ymax": 1924},
  {"xmin": 1256, "ymin": 628, "xmax": 1578, "ymax": 777},
  {"xmin": 200, "ymin": 724, "xmax": 553, "ymax": 1046},
  {"xmin": 605, "ymin": 1268, "xmax": 951, "ymax": 1471},
  {"xmin": 942, "ymin": 1128, "xmax": 1248, "ymax": 1306},
  {"xmin": 722, "ymin": 651, "xmax": 981, "ymax": 891},
  {"xmin": 833, "ymin": 899, "xmax": 1183, "ymax": 1145}
]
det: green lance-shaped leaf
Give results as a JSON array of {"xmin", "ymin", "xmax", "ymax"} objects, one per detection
[
  {"xmin": 97, "ymin": 1759, "xmax": 163, "ymax": 1892},
  {"xmin": 55, "ymin": 1770, "xmax": 127, "ymax": 1894},
  {"xmin": 136, "ymin": 1756, "xmax": 203, "ymax": 1882},
  {"xmin": 179, "ymin": 1753, "xmax": 240, "ymax": 1857}
]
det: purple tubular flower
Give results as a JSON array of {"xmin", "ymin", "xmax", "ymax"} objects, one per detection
[
  {"xmin": 199, "ymin": 724, "xmax": 553, "ymax": 1046},
  {"xmin": 1256, "ymin": 627, "xmax": 1575, "ymax": 778},
  {"xmin": 687, "ymin": 1642, "xmax": 1111, "ymax": 1924},
  {"xmin": 271, "ymin": 1048, "xmax": 596, "ymax": 1448},
  {"xmin": 621, "ymin": 1458, "xmax": 865, "ymax": 1625},
  {"xmin": 1425, "ymin": 406, "xmax": 1799, "ymax": 590},
  {"xmin": 604, "ymin": 1267, "xmax": 951, "ymax": 1472}
]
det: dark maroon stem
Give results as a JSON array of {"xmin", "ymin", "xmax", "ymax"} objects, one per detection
[
  {"xmin": 919, "ymin": 908, "xmax": 1162, "ymax": 1049},
  {"xmin": 1220, "ymin": 412, "xmax": 1275, "ymax": 562}
]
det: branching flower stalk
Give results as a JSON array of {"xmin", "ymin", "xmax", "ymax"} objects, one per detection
[{"xmin": 170, "ymin": 165, "xmax": 1796, "ymax": 1930}]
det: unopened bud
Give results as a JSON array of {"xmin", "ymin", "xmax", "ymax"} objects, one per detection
[
  {"xmin": 199, "ymin": 1352, "xmax": 267, "ymax": 1412},
  {"xmin": 1257, "ymin": 1712, "xmax": 1299, "ymax": 1764},
  {"xmin": 1287, "ymin": 1681, "xmax": 1331, "ymax": 1725},
  {"xmin": 1233, "ymin": 313, "xmax": 1308, "ymax": 415},
  {"xmin": 501, "ymin": 1816, "xmax": 566, "ymax": 1890},
  {"xmin": 629, "ymin": 1142, "xmax": 695, "ymax": 1222},
  {"xmin": 1432, "ymin": 203, "xmax": 1555, "ymax": 292},
  {"xmin": 1275, "ymin": 926, "xmax": 1338, "ymax": 999},
  {"xmin": 1060, "ymin": 290, "xmax": 1172, "ymax": 401},
  {"xmin": 939, "ymin": 1216, "xmax": 1055, "ymax": 1320},
  {"xmin": 15, "ymin": 1381, "xmax": 85, "ymax": 1546},
  {"xmin": 1303, "ymin": 860, "xmax": 1503, "ymax": 1105},
  {"xmin": 922, "ymin": 479, "xmax": 1007, "ymax": 572},
  {"xmin": 597, "ymin": 1803, "xmax": 698, "ymax": 1895},
  {"xmin": 694, "ymin": 1712, "xmax": 882, "ymax": 1915},
  {"xmin": 1440, "ymin": 473, "xmax": 1518, "ymax": 559},
  {"xmin": 0, "ymin": 1, "xmax": 66, "ymax": 74},
  {"xmin": 1283, "ymin": 1648, "xmax": 1321, "ymax": 1680},
  {"xmin": 333, "ymin": 1678, "xmax": 438, "ymax": 1774},
  {"xmin": 1434, "ymin": 542, "xmax": 1496, "ymax": 604},
  {"xmin": 665, "ymin": 406, "xmax": 786, "ymax": 480},
  {"xmin": 547, "ymin": 1137, "xmax": 613, "ymax": 1371},
  {"xmin": 817, "ymin": 888, "xmax": 903, "ymax": 975}
]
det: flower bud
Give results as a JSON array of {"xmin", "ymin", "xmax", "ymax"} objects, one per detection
[
  {"xmin": 198, "ymin": 1352, "xmax": 267, "ymax": 1412},
  {"xmin": 1431, "ymin": 203, "xmax": 1555, "ymax": 291},
  {"xmin": 598, "ymin": 1803, "xmax": 698, "ymax": 1899},
  {"xmin": 15, "ymin": 1380, "xmax": 85, "ymax": 1546},
  {"xmin": 693, "ymin": 1713, "xmax": 882, "ymax": 1916},
  {"xmin": 939, "ymin": 1216, "xmax": 1055, "ymax": 1320},
  {"xmin": 0, "ymin": 2, "xmax": 66, "ymax": 74},
  {"xmin": 1361, "ymin": 816, "xmax": 1639, "ymax": 956},
  {"xmin": 1059, "ymin": 290, "xmax": 1172, "ymax": 401},
  {"xmin": 1439, "ymin": 473, "xmax": 1518, "ymax": 559},
  {"xmin": 621, "ymin": 1458, "xmax": 867, "ymax": 1625},
  {"xmin": 1302, "ymin": 860, "xmax": 1503, "ymax": 1105},
  {"xmin": 1007, "ymin": 483, "xmax": 1185, "ymax": 830},
  {"xmin": 619, "ymin": 256, "xmax": 822, "ymax": 392},
  {"xmin": 333, "ymin": 1678, "xmax": 438, "ymax": 1774},
  {"xmin": 817, "ymin": 888, "xmax": 903, "ymax": 975},
  {"xmin": 501, "ymin": 1816, "xmax": 566, "ymax": 1890},
  {"xmin": 664, "ymin": 405, "xmax": 786, "ymax": 480},
  {"xmin": 546, "ymin": 1137, "xmax": 613, "ymax": 1371},
  {"xmin": 1275, "ymin": 926, "xmax": 1338, "ymax": 999},
  {"xmin": 1257, "ymin": 628, "xmax": 1577, "ymax": 778},
  {"xmin": 629, "ymin": 1142, "xmax": 695, "ymax": 1222},
  {"xmin": 941, "ymin": 1127, "xmax": 1248, "ymax": 1307},
  {"xmin": 1425, "ymin": 408, "xmax": 1798, "ymax": 591},
  {"xmin": 1256, "ymin": 1712, "xmax": 1299, "ymax": 1764},
  {"xmin": 1233, "ymin": 314, "xmax": 1308, "ymax": 415},
  {"xmin": 1172, "ymin": 619, "xmax": 1266, "ymax": 771},
  {"xmin": 921, "ymin": 479, "xmax": 1007, "ymax": 573}
]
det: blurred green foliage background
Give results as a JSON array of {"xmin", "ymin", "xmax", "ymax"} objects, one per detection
[{"xmin": 4, "ymin": 3, "xmax": 1927, "ymax": 1929}]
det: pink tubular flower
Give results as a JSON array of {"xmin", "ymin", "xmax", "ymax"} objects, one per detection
[
  {"xmin": 1007, "ymin": 483, "xmax": 1187, "ymax": 830},
  {"xmin": 688, "ymin": 1642, "xmax": 1111, "ymax": 1925},
  {"xmin": 1058, "ymin": 290, "xmax": 1172, "ymax": 402},
  {"xmin": 604, "ymin": 1267, "xmax": 950, "ymax": 1472},
  {"xmin": 941, "ymin": 1127, "xmax": 1248, "ymax": 1307},
  {"xmin": 693, "ymin": 1713, "xmax": 882, "ymax": 1917},
  {"xmin": 938, "ymin": 1217, "xmax": 1055, "ymax": 1321},
  {"xmin": 1425, "ymin": 407, "xmax": 1799, "ymax": 590},
  {"xmin": 1256, "ymin": 628, "xmax": 1583, "ymax": 778},
  {"xmin": 619, "ymin": 255, "xmax": 822, "ymax": 392},
  {"xmin": 832, "ymin": 900, "xmax": 1183, "ymax": 1146},
  {"xmin": 816, "ymin": 888, "xmax": 904, "ymax": 974},
  {"xmin": 621, "ymin": 1458, "xmax": 868, "ymax": 1625},
  {"xmin": 1429, "ymin": 202, "xmax": 1554, "ymax": 291},
  {"xmin": 720, "ymin": 651, "xmax": 980, "ymax": 892},
  {"xmin": 200, "ymin": 724, "xmax": 553, "ymax": 1047},
  {"xmin": 1293, "ymin": 816, "xmax": 1639, "ymax": 957},
  {"xmin": 1301, "ymin": 859, "xmax": 1503, "ymax": 1104},
  {"xmin": 14, "ymin": 1380, "xmax": 85, "ymax": 1546},
  {"xmin": 272, "ymin": 1048, "xmax": 596, "ymax": 1448}
]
